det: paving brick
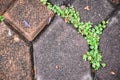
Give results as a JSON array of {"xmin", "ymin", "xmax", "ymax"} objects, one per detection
[
  {"xmin": 96, "ymin": 10, "xmax": 120, "ymax": 80},
  {"xmin": 3, "ymin": 0, "xmax": 54, "ymax": 41},
  {"xmin": 48, "ymin": 0, "xmax": 74, "ymax": 6},
  {"xmin": 33, "ymin": 16, "xmax": 92, "ymax": 80},
  {"xmin": 0, "ymin": 22, "xmax": 32, "ymax": 80},
  {"xmin": 72, "ymin": 0, "xmax": 114, "ymax": 25},
  {"xmin": 0, "ymin": 0, "xmax": 16, "ymax": 15},
  {"xmin": 48, "ymin": 0, "xmax": 65, "ymax": 5}
]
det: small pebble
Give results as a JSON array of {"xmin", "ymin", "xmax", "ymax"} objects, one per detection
[
  {"xmin": 14, "ymin": 35, "xmax": 20, "ymax": 42},
  {"xmin": 84, "ymin": 6, "xmax": 90, "ymax": 11},
  {"xmin": 48, "ymin": 17, "xmax": 51, "ymax": 24},
  {"xmin": 64, "ymin": 18, "xmax": 69, "ymax": 23},
  {"xmin": 110, "ymin": 71, "xmax": 116, "ymax": 75},
  {"xmin": 55, "ymin": 65, "xmax": 59, "ymax": 69},
  {"xmin": 8, "ymin": 29, "xmax": 12, "ymax": 36}
]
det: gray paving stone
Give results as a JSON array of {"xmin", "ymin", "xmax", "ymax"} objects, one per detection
[
  {"xmin": 48, "ymin": 0, "xmax": 74, "ymax": 6},
  {"xmin": 72, "ymin": 0, "xmax": 114, "ymax": 25},
  {"xmin": 33, "ymin": 16, "xmax": 92, "ymax": 80},
  {"xmin": 96, "ymin": 10, "xmax": 120, "ymax": 80},
  {"xmin": 48, "ymin": 0, "xmax": 65, "ymax": 5}
]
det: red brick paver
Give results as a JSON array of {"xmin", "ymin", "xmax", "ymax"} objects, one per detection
[{"xmin": 3, "ymin": 0, "xmax": 54, "ymax": 41}]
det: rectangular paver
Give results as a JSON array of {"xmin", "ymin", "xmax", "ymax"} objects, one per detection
[{"xmin": 3, "ymin": 0, "xmax": 54, "ymax": 41}]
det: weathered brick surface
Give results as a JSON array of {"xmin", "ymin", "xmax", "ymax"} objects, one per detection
[{"xmin": 3, "ymin": 0, "xmax": 54, "ymax": 41}]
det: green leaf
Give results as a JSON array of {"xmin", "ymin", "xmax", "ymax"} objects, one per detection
[
  {"xmin": 102, "ymin": 20, "xmax": 106, "ymax": 25},
  {"xmin": 92, "ymin": 28, "xmax": 95, "ymax": 33},
  {"xmin": 74, "ymin": 24, "xmax": 78, "ymax": 28},
  {"xmin": 96, "ymin": 62, "xmax": 100, "ymax": 67},
  {"xmin": 92, "ymin": 63, "xmax": 96, "ymax": 69},
  {"xmin": 41, "ymin": 0, "xmax": 47, "ymax": 4},
  {"xmin": 83, "ymin": 54, "xmax": 87, "ymax": 61},
  {"xmin": 0, "ymin": 16, "xmax": 4, "ymax": 22},
  {"xmin": 101, "ymin": 63, "xmax": 106, "ymax": 67},
  {"xmin": 90, "ymin": 45, "xmax": 94, "ymax": 49},
  {"xmin": 88, "ymin": 56, "xmax": 92, "ymax": 60}
]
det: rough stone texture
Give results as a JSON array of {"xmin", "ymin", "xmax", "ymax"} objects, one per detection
[
  {"xmin": 48, "ymin": 0, "xmax": 65, "ymax": 5},
  {"xmin": 72, "ymin": 0, "xmax": 114, "ymax": 25},
  {"xmin": 3, "ymin": 0, "xmax": 54, "ymax": 41},
  {"xmin": 96, "ymin": 10, "xmax": 120, "ymax": 80},
  {"xmin": 33, "ymin": 16, "xmax": 92, "ymax": 80},
  {"xmin": 0, "ymin": 22, "xmax": 32, "ymax": 80},
  {"xmin": 48, "ymin": 0, "xmax": 75, "ymax": 6}
]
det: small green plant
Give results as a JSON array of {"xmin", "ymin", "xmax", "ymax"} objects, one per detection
[
  {"xmin": 41, "ymin": 0, "xmax": 47, "ymax": 5},
  {"xmin": 41, "ymin": 0, "xmax": 108, "ymax": 70},
  {"xmin": 83, "ymin": 21, "xmax": 108, "ymax": 70},
  {"xmin": 0, "ymin": 16, "xmax": 4, "ymax": 22}
]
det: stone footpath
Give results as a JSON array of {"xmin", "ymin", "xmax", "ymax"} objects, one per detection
[{"xmin": 0, "ymin": 0, "xmax": 120, "ymax": 80}]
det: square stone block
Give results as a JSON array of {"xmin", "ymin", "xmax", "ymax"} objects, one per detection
[
  {"xmin": 0, "ymin": 0, "xmax": 16, "ymax": 15},
  {"xmin": 3, "ymin": 0, "xmax": 54, "ymax": 41},
  {"xmin": 33, "ymin": 16, "xmax": 91, "ymax": 80}
]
